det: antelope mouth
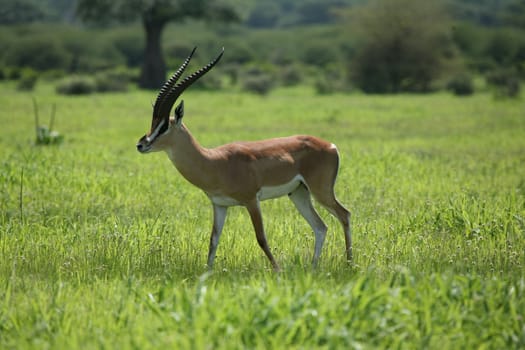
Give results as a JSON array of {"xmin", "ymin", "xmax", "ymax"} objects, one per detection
[{"xmin": 136, "ymin": 135, "xmax": 152, "ymax": 153}]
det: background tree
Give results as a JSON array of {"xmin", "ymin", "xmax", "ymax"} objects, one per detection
[
  {"xmin": 76, "ymin": 0, "xmax": 238, "ymax": 89},
  {"xmin": 347, "ymin": 0, "xmax": 454, "ymax": 93},
  {"xmin": 501, "ymin": 0, "xmax": 525, "ymax": 29},
  {"xmin": 0, "ymin": 0, "xmax": 49, "ymax": 24}
]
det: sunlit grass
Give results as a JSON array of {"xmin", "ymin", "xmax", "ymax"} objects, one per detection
[{"xmin": 1, "ymin": 83, "xmax": 524, "ymax": 348}]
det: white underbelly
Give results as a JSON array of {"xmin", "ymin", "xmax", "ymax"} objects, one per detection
[
  {"xmin": 258, "ymin": 175, "xmax": 303, "ymax": 201},
  {"xmin": 208, "ymin": 175, "xmax": 304, "ymax": 206}
]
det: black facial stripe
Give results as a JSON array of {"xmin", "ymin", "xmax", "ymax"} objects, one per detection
[{"xmin": 147, "ymin": 119, "xmax": 168, "ymax": 143}]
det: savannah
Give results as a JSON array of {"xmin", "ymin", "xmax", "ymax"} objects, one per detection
[{"xmin": 1, "ymin": 0, "xmax": 524, "ymax": 348}]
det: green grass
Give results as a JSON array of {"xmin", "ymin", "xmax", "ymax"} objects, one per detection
[{"xmin": 1, "ymin": 83, "xmax": 524, "ymax": 348}]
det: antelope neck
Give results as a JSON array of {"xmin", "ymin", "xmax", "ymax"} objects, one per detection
[{"xmin": 165, "ymin": 124, "xmax": 213, "ymax": 189}]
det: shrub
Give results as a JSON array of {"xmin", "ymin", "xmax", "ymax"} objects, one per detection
[
  {"xmin": 110, "ymin": 30, "xmax": 144, "ymax": 67},
  {"xmin": 56, "ymin": 75, "xmax": 96, "ymax": 95},
  {"xmin": 106, "ymin": 66, "xmax": 139, "ymax": 83},
  {"xmin": 315, "ymin": 77, "xmax": 337, "ymax": 95},
  {"xmin": 61, "ymin": 30, "xmax": 125, "ymax": 72},
  {"xmin": 192, "ymin": 73, "xmax": 223, "ymax": 90},
  {"xmin": 94, "ymin": 73, "xmax": 128, "ymax": 93},
  {"xmin": 246, "ymin": 3, "xmax": 280, "ymax": 28},
  {"xmin": 93, "ymin": 67, "xmax": 137, "ymax": 92},
  {"xmin": 280, "ymin": 65, "xmax": 303, "ymax": 86},
  {"xmin": 223, "ymin": 42, "xmax": 255, "ymax": 64},
  {"xmin": 451, "ymin": 23, "xmax": 485, "ymax": 58},
  {"xmin": 314, "ymin": 67, "xmax": 348, "ymax": 95},
  {"xmin": 5, "ymin": 36, "xmax": 70, "ymax": 71},
  {"xmin": 16, "ymin": 68, "xmax": 38, "ymax": 91},
  {"xmin": 56, "ymin": 70, "xmax": 135, "ymax": 95},
  {"xmin": 40, "ymin": 69, "xmax": 67, "ymax": 80},
  {"xmin": 222, "ymin": 63, "xmax": 241, "ymax": 85},
  {"xmin": 301, "ymin": 43, "xmax": 339, "ymax": 67},
  {"xmin": 165, "ymin": 43, "xmax": 197, "ymax": 68},
  {"xmin": 240, "ymin": 65, "xmax": 277, "ymax": 95},
  {"xmin": 6, "ymin": 67, "xmax": 21, "ymax": 80},
  {"xmin": 486, "ymin": 69, "xmax": 521, "ymax": 98},
  {"xmin": 447, "ymin": 73, "xmax": 474, "ymax": 96},
  {"xmin": 347, "ymin": 0, "xmax": 452, "ymax": 93},
  {"xmin": 484, "ymin": 30, "xmax": 519, "ymax": 66},
  {"xmin": 242, "ymin": 74, "xmax": 274, "ymax": 95}
]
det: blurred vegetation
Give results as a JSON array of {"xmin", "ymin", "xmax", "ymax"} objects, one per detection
[
  {"xmin": 0, "ymin": 0, "xmax": 523, "ymax": 96},
  {"xmin": 446, "ymin": 72, "xmax": 475, "ymax": 96},
  {"xmin": 346, "ymin": 0, "xmax": 453, "ymax": 93},
  {"xmin": 76, "ymin": 0, "xmax": 239, "ymax": 89}
]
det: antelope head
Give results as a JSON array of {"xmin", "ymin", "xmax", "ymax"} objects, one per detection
[{"xmin": 136, "ymin": 47, "xmax": 224, "ymax": 153}]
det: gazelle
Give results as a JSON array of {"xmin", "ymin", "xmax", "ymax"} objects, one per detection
[{"xmin": 136, "ymin": 47, "xmax": 351, "ymax": 270}]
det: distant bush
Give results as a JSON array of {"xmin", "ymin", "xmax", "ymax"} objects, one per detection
[
  {"xmin": 447, "ymin": 73, "xmax": 474, "ymax": 96},
  {"xmin": 455, "ymin": 27, "xmax": 525, "ymax": 76},
  {"xmin": 347, "ymin": 0, "xmax": 453, "ymax": 93},
  {"xmin": 315, "ymin": 77, "xmax": 337, "ymax": 95},
  {"xmin": 484, "ymin": 30, "xmax": 520, "ymax": 66},
  {"xmin": 222, "ymin": 63, "xmax": 241, "ymax": 85},
  {"xmin": 192, "ymin": 73, "xmax": 223, "ymax": 91},
  {"xmin": 242, "ymin": 74, "xmax": 274, "ymax": 95},
  {"xmin": 109, "ymin": 30, "xmax": 144, "ymax": 67},
  {"xmin": 40, "ymin": 69, "xmax": 67, "ymax": 80},
  {"xmin": 16, "ymin": 68, "xmax": 38, "ymax": 91},
  {"xmin": 6, "ymin": 67, "xmax": 21, "ymax": 80},
  {"xmin": 94, "ymin": 72, "xmax": 128, "ymax": 93},
  {"xmin": 246, "ymin": 3, "xmax": 280, "ymax": 28},
  {"xmin": 223, "ymin": 42, "xmax": 256, "ymax": 64},
  {"xmin": 5, "ymin": 36, "xmax": 70, "ymax": 71},
  {"xmin": 56, "ymin": 70, "xmax": 134, "ymax": 95},
  {"xmin": 165, "ymin": 43, "xmax": 198, "ymax": 68},
  {"xmin": 314, "ymin": 67, "xmax": 347, "ymax": 95},
  {"xmin": 105, "ymin": 66, "xmax": 139, "ymax": 83},
  {"xmin": 301, "ymin": 43, "xmax": 339, "ymax": 67},
  {"xmin": 486, "ymin": 69, "xmax": 521, "ymax": 98},
  {"xmin": 241, "ymin": 65, "xmax": 276, "ymax": 95},
  {"xmin": 280, "ymin": 65, "xmax": 303, "ymax": 86},
  {"xmin": 451, "ymin": 23, "xmax": 485, "ymax": 58},
  {"xmin": 269, "ymin": 48, "xmax": 296, "ymax": 66},
  {"xmin": 94, "ymin": 66, "xmax": 137, "ymax": 92},
  {"xmin": 56, "ymin": 75, "xmax": 96, "ymax": 95}
]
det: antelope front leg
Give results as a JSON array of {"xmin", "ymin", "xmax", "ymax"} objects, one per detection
[
  {"xmin": 245, "ymin": 199, "xmax": 280, "ymax": 271},
  {"xmin": 207, "ymin": 203, "xmax": 228, "ymax": 268}
]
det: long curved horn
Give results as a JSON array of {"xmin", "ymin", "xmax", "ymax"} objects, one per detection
[
  {"xmin": 158, "ymin": 47, "xmax": 224, "ymax": 119},
  {"xmin": 152, "ymin": 46, "xmax": 197, "ymax": 120}
]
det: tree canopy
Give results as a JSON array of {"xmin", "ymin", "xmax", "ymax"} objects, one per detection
[
  {"xmin": 76, "ymin": 0, "xmax": 239, "ymax": 89},
  {"xmin": 0, "ymin": 0, "xmax": 48, "ymax": 24}
]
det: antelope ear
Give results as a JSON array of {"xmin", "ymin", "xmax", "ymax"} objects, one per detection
[{"xmin": 174, "ymin": 100, "xmax": 184, "ymax": 127}]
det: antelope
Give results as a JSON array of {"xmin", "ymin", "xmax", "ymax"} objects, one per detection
[{"xmin": 136, "ymin": 47, "xmax": 351, "ymax": 270}]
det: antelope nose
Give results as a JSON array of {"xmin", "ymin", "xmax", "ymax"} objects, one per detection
[{"xmin": 136, "ymin": 143, "xmax": 144, "ymax": 152}]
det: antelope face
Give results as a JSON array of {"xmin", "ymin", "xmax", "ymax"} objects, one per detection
[{"xmin": 136, "ymin": 116, "xmax": 169, "ymax": 153}]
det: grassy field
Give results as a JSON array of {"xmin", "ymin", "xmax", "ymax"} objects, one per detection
[{"xmin": 0, "ymin": 82, "xmax": 524, "ymax": 348}]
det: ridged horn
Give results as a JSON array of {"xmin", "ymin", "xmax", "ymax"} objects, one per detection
[
  {"xmin": 158, "ymin": 47, "xmax": 224, "ymax": 120},
  {"xmin": 152, "ymin": 46, "xmax": 196, "ymax": 121}
]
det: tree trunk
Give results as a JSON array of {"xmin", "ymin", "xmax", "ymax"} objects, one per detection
[{"xmin": 139, "ymin": 18, "xmax": 166, "ymax": 90}]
